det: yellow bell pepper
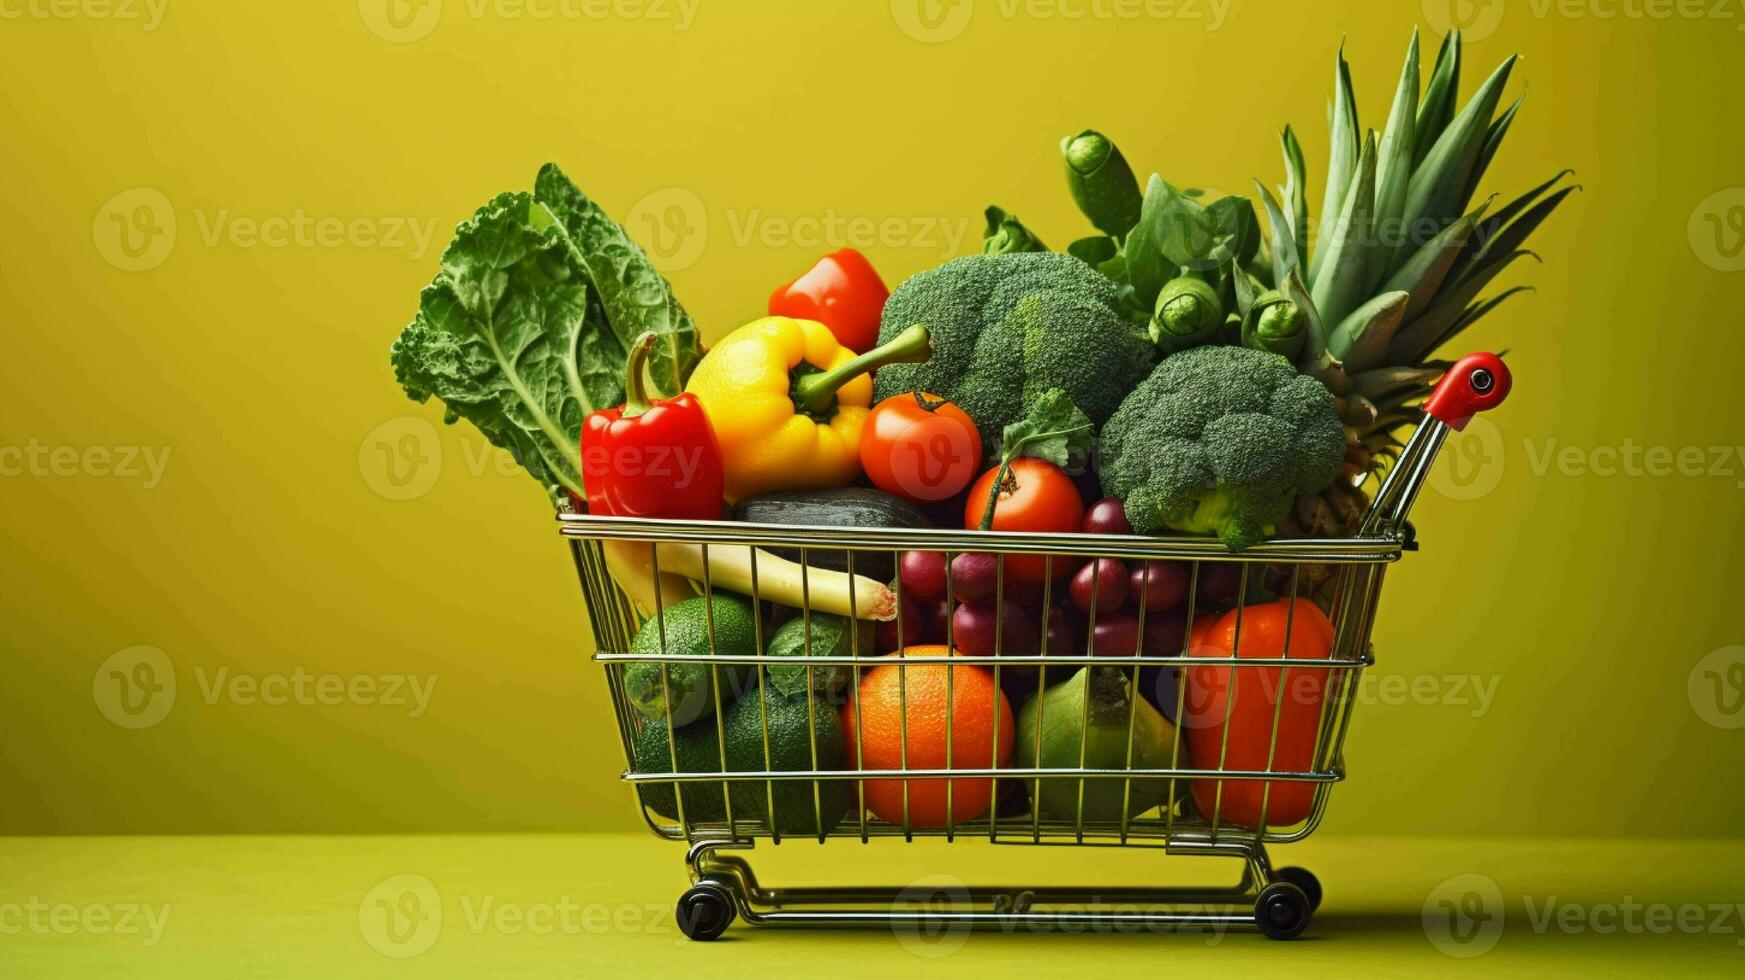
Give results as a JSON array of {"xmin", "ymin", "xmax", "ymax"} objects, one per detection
[{"xmin": 685, "ymin": 317, "xmax": 932, "ymax": 502}]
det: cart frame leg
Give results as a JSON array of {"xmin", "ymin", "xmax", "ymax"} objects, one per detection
[{"xmin": 679, "ymin": 837, "xmax": 1315, "ymax": 938}]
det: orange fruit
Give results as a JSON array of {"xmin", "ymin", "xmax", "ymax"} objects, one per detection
[{"xmin": 840, "ymin": 645, "xmax": 1015, "ymax": 828}]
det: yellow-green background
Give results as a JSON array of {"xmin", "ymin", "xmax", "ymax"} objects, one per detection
[{"xmin": 3, "ymin": 0, "xmax": 1743, "ymax": 841}]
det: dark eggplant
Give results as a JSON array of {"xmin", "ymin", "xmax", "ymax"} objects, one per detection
[{"xmin": 731, "ymin": 488, "xmax": 932, "ymax": 582}]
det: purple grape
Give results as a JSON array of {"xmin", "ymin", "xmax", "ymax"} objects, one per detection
[
  {"xmin": 1131, "ymin": 560, "xmax": 1191, "ymax": 612},
  {"xmin": 948, "ymin": 552, "xmax": 999, "ymax": 603},
  {"xmin": 899, "ymin": 551, "xmax": 948, "ymax": 604},
  {"xmin": 1080, "ymin": 498, "xmax": 1133, "ymax": 535},
  {"xmin": 922, "ymin": 600, "xmax": 952, "ymax": 644},
  {"xmin": 1142, "ymin": 608, "xmax": 1189, "ymax": 655},
  {"xmin": 949, "ymin": 551, "xmax": 1043, "ymax": 604},
  {"xmin": 1039, "ymin": 604, "xmax": 1083, "ymax": 656},
  {"xmin": 951, "ymin": 599, "xmax": 1039, "ymax": 657},
  {"xmin": 1091, "ymin": 607, "xmax": 1189, "ymax": 658},
  {"xmin": 1196, "ymin": 563, "xmax": 1243, "ymax": 607},
  {"xmin": 1070, "ymin": 558, "xmax": 1130, "ymax": 615},
  {"xmin": 1090, "ymin": 612, "xmax": 1142, "ymax": 658}
]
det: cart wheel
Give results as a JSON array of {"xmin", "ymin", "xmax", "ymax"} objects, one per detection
[
  {"xmin": 676, "ymin": 883, "xmax": 735, "ymax": 941},
  {"xmin": 1254, "ymin": 882, "xmax": 1312, "ymax": 940},
  {"xmin": 1273, "ymin": 866, "xmax": 1322, "ymax": 912}
]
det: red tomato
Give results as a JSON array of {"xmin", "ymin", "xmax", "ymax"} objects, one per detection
[
  {"xmin": 768, "ymin": 248, "xmax": 890, "ymax": 353},
  {"xmin": 860, "ymin": 393, "xmax": 983, "ymax": 503},
  {"xmin": 963, "ymin": 458, "xmax": 1084, "ymax": 585}
]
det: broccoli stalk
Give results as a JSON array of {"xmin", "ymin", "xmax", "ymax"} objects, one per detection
[{"xmin": 1100, "ymin": 346, "xmax": 1348, "ymax": 551}]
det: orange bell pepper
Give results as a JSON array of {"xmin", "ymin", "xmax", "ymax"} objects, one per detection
[{"xmin": 1184, "ymin": 598, "xmax": 1336, "ymax": 830}]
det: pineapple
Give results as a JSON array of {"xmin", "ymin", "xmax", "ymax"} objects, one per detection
[{"xmin": 1257, "ymin": 29, "xmax": 1575, "ymax": 541}]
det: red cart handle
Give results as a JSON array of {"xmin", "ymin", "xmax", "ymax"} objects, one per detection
[{"xmin": 1423, "ymin": 352, "xmax": 1511, "ymax": 432}]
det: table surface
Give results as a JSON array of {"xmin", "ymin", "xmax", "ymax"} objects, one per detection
[{"xmin": 1, "ymin": 832, "xmax": 1739, "ymax": 977}]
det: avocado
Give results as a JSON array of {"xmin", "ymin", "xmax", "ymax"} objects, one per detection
[
  {"xmin": 724, "ymin": 687, "xmax": 851, "ymax": 836},
  {"xmin": 624, "ymin": 594, "xmax": 758, "ymax": 727},
  {"xmin": 763, "ymin": 613, "xmax": 873, "ymax": 697},
  {"xmin": 631, "ymin": 716, "xmax": 729, "ymax": 824}
]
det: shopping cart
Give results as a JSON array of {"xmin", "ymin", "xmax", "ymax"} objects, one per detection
[{"xmin": 557, "ymin": 352, "xmax": 1512, "ymax": 941}]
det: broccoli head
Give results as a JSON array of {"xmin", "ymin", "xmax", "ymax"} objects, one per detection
[
  {"xmin": 872, "ymin": 251, "xmax": 1153, "ymax": 460},
  {"xmin": 1100, "ymin": 345, "xmax": 1347, "ymax": 551}
]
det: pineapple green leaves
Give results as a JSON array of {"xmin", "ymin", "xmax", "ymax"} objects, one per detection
[
  {"xmin": 1262, "ymin": 29, "xmax": 1574, "ymax": 439},
  {"xmin": 1309, "ymin": 130, "xmax": 1377, "ymax": 332},
  {"xmin": 1310, "ymin": 43, "xmax": 1361, "ymax": 285},
  {"xmin": 1414, "ymin": 31, "xmax": 1462, "ymax": 167}
]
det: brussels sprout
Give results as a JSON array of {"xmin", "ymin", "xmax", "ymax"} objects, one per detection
[
  {"xmin": 1241, "ymin": 290, "xmax": 1308, "ymax": 360},
  {"xmin": 1149, "ymin": 275, "xmax": 1225, "ymax": 350},
  {"xmin": 1062, "ymin": 130, "xmax": 1143, "ymax": 238}
]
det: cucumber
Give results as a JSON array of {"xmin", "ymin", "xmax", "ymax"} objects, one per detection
[{"xmin": 731, "ymin": 488, "xmax": 932, "ymax": 583}]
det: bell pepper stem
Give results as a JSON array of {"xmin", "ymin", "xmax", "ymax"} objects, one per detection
[
  {"xmin": 620, "ymin": 332, "xmax": 658, "ymax": 419},
  {"xmin": 791, "ymin": 324, "xmax": 932, "ymax": 417}
]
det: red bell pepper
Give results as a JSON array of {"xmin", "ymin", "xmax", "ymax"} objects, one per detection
[
  {"xmin": 768, "ymin": 248, "xmax": 890, "ymax": 353},
  {"xmin": 581, "ymin": 332, "xmax": 724, "ymax": 520},
  {"xmin": 1184, "ymin": 598, "xmax": 1336, "ymax": 830}
]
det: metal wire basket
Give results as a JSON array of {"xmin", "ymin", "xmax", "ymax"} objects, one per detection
[{"xmin": 558, "ymin": 353, "xmax": 1512, "ymax": 941}]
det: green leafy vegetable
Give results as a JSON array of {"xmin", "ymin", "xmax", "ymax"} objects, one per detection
[
  {"xmin": 390, "ymin": 166, "xmax": 702, "ymax": 505},
  {"xmin": 391, "ymin": 192, "xmax": 606, "ymax": 504},
  {"xmin": 534, "ymin": 164, "xmax": 699, "ymax": 399}
]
